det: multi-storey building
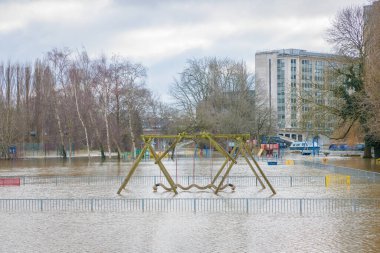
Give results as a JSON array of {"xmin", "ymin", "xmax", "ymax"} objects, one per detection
[{"xmin": 255, "ymin": 49, "xmax": 338, "ymax": 142}]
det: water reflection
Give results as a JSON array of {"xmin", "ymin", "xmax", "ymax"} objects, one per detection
[{"xmin": 325, "ymin": 157, "xmax": 380, "ymax": 172}]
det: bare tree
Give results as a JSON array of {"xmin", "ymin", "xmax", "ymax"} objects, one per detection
[
  {"xmin": 46, "ymin": 48, "xmax": 72, "ymax": 158},
  {"xmin": 327, "ymin": 6, "xmax": 366, "ymax": 58},
  {"xmin": 326, "ymin": 5, "xmax": 376, "ymax": 158},
  {"xmin": 0, "ymin": 47, "xmax": 158, "ymax": 160},
  {"xmin": 170, "ymin": 57, "xmax": 257, "ymax": 134},
  {"xmin": 69, "ymin": 64, "xmax": 90, "ymax": 158},
  {"xmin": 254, "ymin": 86, "xmax": 276, "ymax": 143},
  {"xmin": 92, "ymin": 55, "xmax": 113, "ymax": 159}
]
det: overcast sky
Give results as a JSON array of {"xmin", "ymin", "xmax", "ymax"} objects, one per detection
[{"xmin": 0, "ymin": 0, "xmax": 369, "ymax": 101}]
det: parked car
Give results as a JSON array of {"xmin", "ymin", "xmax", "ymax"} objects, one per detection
[{"xmin": 328, "ymin": 143, "xmax": 365, "ymax": 151}]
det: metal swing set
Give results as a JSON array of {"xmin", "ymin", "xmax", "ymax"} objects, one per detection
[{"xmin": 117, "ymin": 132, "xmax": 276, "ymax": 195}]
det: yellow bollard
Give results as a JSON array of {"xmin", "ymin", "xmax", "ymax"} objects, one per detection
[
  {"xmin": 325, "ymin": 174, "xmax": 350, "ymax": 187},
  {"xmin": 285, "ymin": 160, "xmax": 294, "ymax": 165}
]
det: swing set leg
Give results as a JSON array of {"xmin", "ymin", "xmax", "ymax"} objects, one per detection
[
  {"xmin": 243, "ymin": 144, "xmax": 276, "ymax": 195},
  {"xmin": 148, "ymin": 144, "xmax": 178, "ymax": 194},
  {"xmin": 211, "ymin": 145, "xmax": 238, "ymax": 185},
  {"xmin": 215, "ymin": 149, "xmax": 241, "ymax": 194},
  {"xmin": 117, "ymin": 145, "xmax": 148, "ymax": 194},
  {"xmin": 239, "ymin": 141, "xmax": 266, "ymax": 189}
]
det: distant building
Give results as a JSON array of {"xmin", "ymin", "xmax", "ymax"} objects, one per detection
[{"xmin": 255, "ymin": 49, "xmax": 339, "ymax": 142}]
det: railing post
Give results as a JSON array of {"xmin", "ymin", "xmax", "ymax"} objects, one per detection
[
  {"xmin": 193, "ymin": 199, "xmax": 196, "ymax": 213},
  {"xmin": 40, "ymin": 199, "xmax": 43, "ymax": 212},
  {"xmin": 91, "ymin": 199, "xmax": 94, "ymax": 212},
  {"xmin": 299, "ymin": 199, "xmax": 303, "ymax": 215},
  {"xmin": 246, "ymin": 198, "xmax": 249, "ymax": 214},
  {"xmin": 142, "ymin": 199, "xmax": 145, "ymax": 212}
]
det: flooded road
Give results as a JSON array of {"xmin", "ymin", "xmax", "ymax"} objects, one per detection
[{"xmin": 0, "ymin": 157, "xmax": 379, "ymax": 252}]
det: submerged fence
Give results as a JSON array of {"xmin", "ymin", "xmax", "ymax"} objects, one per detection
[
  {"xmin": 1, "ymin": 175, "xmax": 376, "ymax": 187},
  {"xmin": 0, "ymin": 198, "xmax": 378, "ymax": 213}
]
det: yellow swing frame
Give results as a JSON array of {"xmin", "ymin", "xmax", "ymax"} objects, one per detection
[{"xmin": 117, "ymin": 132, "xmax": 276, "ymax": 195}]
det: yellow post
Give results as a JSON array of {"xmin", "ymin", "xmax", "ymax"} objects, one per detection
[
  {"xmin": 346, "ymin": 176, "xmax": 351, "ymax": 185},
  {"xmin": 325, "ymin": 175, "xmax": 330, "ymax": 187}
]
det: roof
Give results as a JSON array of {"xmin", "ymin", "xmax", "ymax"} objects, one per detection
[{"xmin": 255, "ymin": 48, "xmax": 337, "ymax": 58}]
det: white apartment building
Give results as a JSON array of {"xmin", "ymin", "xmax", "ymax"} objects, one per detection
[{"xmin": 255, "ymin": 49, "xmax": 338, "ymax": 142}]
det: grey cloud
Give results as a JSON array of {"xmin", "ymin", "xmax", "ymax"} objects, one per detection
[{"xmin": 0, "ymin": 0, "xmax": 368, "ymax": 100}]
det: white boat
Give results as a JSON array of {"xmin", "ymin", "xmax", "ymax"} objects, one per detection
[{"xmin": 289, "ymin": 141, "xmax": 320, "ymax": 155}]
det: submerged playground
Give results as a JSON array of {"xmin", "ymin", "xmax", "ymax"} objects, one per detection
[{"xmin": 0, "ymin": 132, "xmax": 379, "ymax": 252}]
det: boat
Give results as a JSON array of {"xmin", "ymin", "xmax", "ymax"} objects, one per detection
[{"xmin": 289, "ymin": 141, "xmax": 320, "ymax": 155}]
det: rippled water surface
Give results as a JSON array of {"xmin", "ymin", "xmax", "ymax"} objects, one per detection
[{"xmin": 0, "ymin": 158, "xmax": 379, "ymax": 253}]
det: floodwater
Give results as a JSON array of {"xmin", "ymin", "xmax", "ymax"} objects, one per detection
[
  {"xmin": 0, "ymin": 157, "xmax": 380, "ymax": 253},
  {"xmin": 326, "ymin": 156, "xmax": 380, "ymax": 173},
  {"xmin": 286, "ymin": 152, "xmax": 380, "ymax": 172}
]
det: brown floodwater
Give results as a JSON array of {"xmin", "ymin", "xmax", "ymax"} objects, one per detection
[
  {"xmin": 0, "ymin": 158, "xmax": 379, "ymax": 253},
  {"xmin": 325, "ymin": 157, "xmax": 380, "ymax": 172}
]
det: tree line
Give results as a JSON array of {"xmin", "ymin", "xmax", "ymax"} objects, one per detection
[
  {"xmin": 0, "ymin": 53, "xmax": 274, "ymax": 159},
  {"xmin": 0, "ymin": 48, "xmax": 174, "ymax": 159}
]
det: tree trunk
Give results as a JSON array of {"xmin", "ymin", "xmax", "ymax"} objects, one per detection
[
  {"xmin": 100, "ymin": 144, "xmax": 106, "ymax": 160},
  {"xmin": 104, "ymin": 108, "xmax": 112, "ymax": 159},
  {"xmin": 25, "ymin": 67, "xmax": 31, "ymax": 143},
  {"xmin": 363, "ymin": 140, "xmax": 372, "ymax": 158},
  {"xmin": 54, "ymin": 106, "xmax": 66, "ymax": 159},
  {"xmin": 73, "ymin": 83, "xmax": 90, "ymax": 158},
  {"xmin": 127, "ymin": 108, "xmax": 136, "ymax": 158},
  {"xmin": 374, "ymin": 142, "xmax": 380, "ymax": 159},
  {"xmin": 68, "ymin": 136, "xmax": 72, "ymax": 160},
  {"xmin": 89, "ymin": 111, "xmax": 104, "ymax": 159},
  {"xmin": 112, "ymin": 136, "xmax": 122, "ymax": 160}
]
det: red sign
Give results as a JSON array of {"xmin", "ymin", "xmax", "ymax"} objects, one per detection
[{"xmin": 0, "ymin": 178, "xmax": 21, "ymax": 186}]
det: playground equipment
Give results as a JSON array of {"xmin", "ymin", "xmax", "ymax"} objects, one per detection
[
  {"xmin": 117, "ymin": 132, "xmax": 276, "ymax": 195},
  {"xmin": 260, "ymin": 143, "xmax": 280, "ymax": 158}
]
